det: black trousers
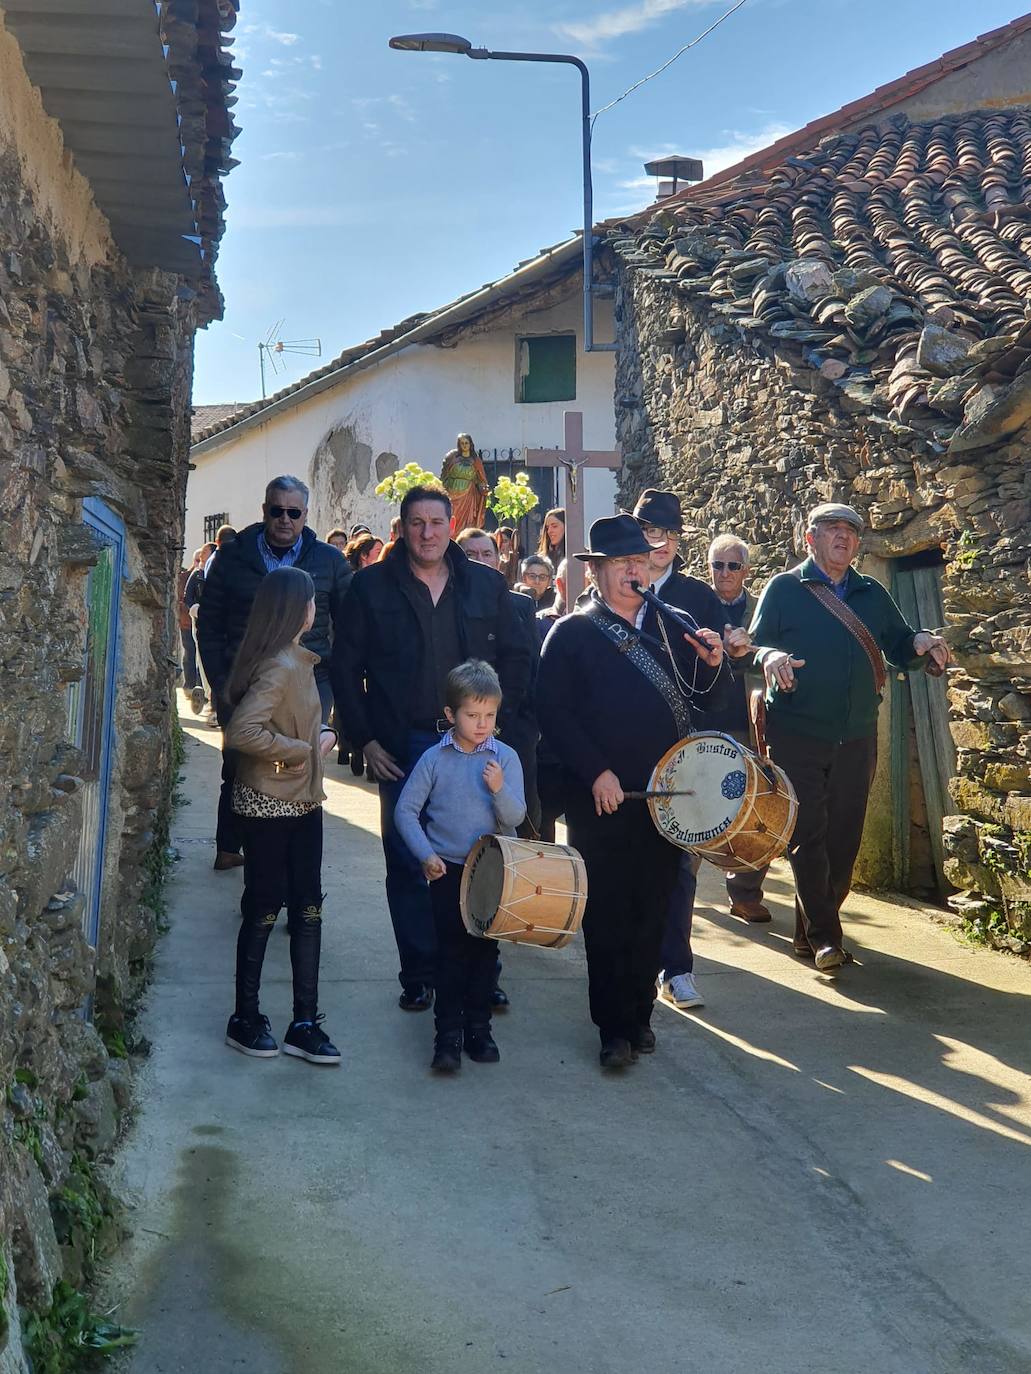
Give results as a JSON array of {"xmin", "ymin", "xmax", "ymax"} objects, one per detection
[
  {"xmin": 566, "ymin": 796, "xmax": 680, "ymax": 1043},
  {"xmin": 180, "ymin": 624, "xmax": 199, "ymax": 690},
  {"xmin": 236, "ymin": 808, "xmax": 324, "ymax": 1024},
  {"xmin": 430, "ymin": 862, "xmax": 498, "ymax": 1036},
  {"xmin": 767, "ymin": 723, "xmax": 877, "ymax": 952}
]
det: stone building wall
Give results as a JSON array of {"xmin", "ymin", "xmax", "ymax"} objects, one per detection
[
  {"xmin": 0, "ymin": 50, "xmax": 196, "ymax": 1368},
  {"xmin": 612, "ymin": 268, "xmax": 1031, "ymax": 943}
]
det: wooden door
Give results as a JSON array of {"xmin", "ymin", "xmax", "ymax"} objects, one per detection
[{"xmin": 891, "ymin": 559, "xmax": 955, "ymax": 897}]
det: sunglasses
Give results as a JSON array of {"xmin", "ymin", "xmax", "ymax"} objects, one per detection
[
  {"xmin": 268, "ymin": 505, "xmax": 304, "ymax": 520},
  {"xmin": 710, "ymin": 560, "xmax": 744, "ymax": 572}
]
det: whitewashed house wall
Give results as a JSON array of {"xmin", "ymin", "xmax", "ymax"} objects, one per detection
[{"xmin": 187, "ymin": 292, "xmax": 617, "ymax": 553}]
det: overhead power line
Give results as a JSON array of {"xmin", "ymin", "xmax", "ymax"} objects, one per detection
[{"xmin": 590, "ymin": 0, "xmax": 751, "ymax": 126}]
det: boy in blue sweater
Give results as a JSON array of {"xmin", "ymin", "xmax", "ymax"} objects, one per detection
[{"xmin": 394, "ymin": 660, "xmax": 525, "ymax": 1073}]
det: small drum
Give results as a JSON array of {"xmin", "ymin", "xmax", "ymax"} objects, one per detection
[
  {"xmin": 460, "ymin": 835, "xmax": 587, "ymax": 948},
  {"xmin": 647, "ymin": 732, "xmax": 798, "ymax": 872}
]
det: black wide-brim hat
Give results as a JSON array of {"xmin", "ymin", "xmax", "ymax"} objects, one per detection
[
  {"xmin": 574, "ymin": 514, "xmax": 656, "ymax": 561},
  {"xmin": 630, "ymin": 488, "xmax": 685, "ymax": 531}
]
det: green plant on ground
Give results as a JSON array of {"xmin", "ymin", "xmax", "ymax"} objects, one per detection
[
  {"xmin": 961, "ymin": 904, "xmax": 1009, "ymax": 947},
  {"xmin": 374, "ymin": 463, "xmax": 445, "ymax": 504},
  {"xmin": 22, "ymin": 1282, "xmax": 136, "ymax": 1372},
  {"xmin": 487, "ymin": 472, "xmax": 539, "ymax": 524}
]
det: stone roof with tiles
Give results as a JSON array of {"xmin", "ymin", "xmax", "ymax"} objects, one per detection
[{"xmin": 609, "ymin": 107, "xmax": 1031, "ymax": 456}]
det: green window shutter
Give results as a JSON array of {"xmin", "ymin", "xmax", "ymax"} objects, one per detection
[{"xmin": 518, "ymin": 335, "xmax": 576, "ymax": 403}]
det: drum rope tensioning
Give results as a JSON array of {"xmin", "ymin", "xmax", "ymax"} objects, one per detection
[{"xmin": 460, "ymin": 835, "xmax": 587, "ymax": 949}]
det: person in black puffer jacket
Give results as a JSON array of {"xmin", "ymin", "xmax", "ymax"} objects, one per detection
[{"xmin": 197, "ymin": 475, "xmax": 352, "ymax": 869}]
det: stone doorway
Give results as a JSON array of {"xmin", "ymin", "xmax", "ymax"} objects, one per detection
[{"xmin": 889, "ymin": 550, "xmax": 956, "ymax": 899}]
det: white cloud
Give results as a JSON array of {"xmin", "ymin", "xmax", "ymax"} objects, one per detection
[
  {"xmin": 555, "ymin": 0, "xmax": 712, "ymax": 48},
  {"xmin": 690, "ymin": 121, "xmax": 795, "ymax": 175},
  {"xmin": 260, "ymin": 150, "xmax": 303, "ymax": 162},
  {"xmin": 266, "ymin": 29, "xmax": 299, "ymax": 46}
]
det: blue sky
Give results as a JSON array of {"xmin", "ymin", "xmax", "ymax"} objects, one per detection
[{"xmin": 195, "ymin": 0, "xmax": 1024, "ymax": 404}]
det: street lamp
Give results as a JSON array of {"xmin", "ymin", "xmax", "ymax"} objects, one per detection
[{"xmin": 388, "ymin": 32, "xmax": 616, "ymax": 353}]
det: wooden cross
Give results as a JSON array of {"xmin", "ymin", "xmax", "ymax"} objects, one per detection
[{"xmin": 524, "ymin": 411, "xmax": 621, "ymax": 604}]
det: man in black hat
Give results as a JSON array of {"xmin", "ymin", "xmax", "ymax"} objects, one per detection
[
  {"xmin": 750, "ymin": 503, "xmax": 950, "ymax": 973},
  {"xmin": 631, "ymin": 490, "xmax": 752, "ymax": 1012},
  {"xmin": 537, "ymin": 515, "xmax": 725, "ymax": 1070}
]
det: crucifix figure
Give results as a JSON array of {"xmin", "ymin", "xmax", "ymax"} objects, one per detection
[{"xmin": 525, "ymin": 412, "xmax": 621, "ymax": 604}]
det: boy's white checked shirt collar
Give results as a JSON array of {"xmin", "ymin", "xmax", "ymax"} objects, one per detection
[{"xmin": 439, "ymin": 729, "xmax": 497, "ymax": 755}]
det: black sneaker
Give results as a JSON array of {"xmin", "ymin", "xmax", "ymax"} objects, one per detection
[
  {"xmin": 225, "ymin": 1013, "xmax": 279, "ymax": 1058},
  {"xmin": 489, "ymin": 986, "xmax": 510, "ymax": 1010},
  {"xmin": 399, "ymin": 984, "xmax": 434, "ymax": 1012},
  {"xmin": 431, "ymin": 1032, "xmax": 463, "ymax": 1074},
  {"xmin": 631, "ymin": 1025, "xmax": 656, "ymax": 1054},
  {"xmin": 283, "ymin": 1015, "xmax": 341, "ymax": 1065},
  {"xmin": 464, "ymin": 1028, "xmax": 500, "ymax": 1063}
]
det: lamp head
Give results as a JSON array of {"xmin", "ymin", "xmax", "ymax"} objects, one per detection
[{"xmin": 389, "ymin": 32, "xmax": 473, "ymax": 54}]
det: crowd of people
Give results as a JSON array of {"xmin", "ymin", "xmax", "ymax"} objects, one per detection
[{"xmin": 183, "ymin": 473, "xmax": 950, "ymax": 1074}]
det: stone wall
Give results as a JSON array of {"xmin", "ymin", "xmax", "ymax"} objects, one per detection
[
  {"xmin": 612, "ymin": 268, "xmax": 1031, "ymax": 944},
  {"xmin": 0, "ymin": 111, "xmax": 195, "ymax": 1372}
]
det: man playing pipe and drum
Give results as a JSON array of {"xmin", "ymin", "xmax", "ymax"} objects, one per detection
[
  {"xmin": 749, "ymin": 502, "xmax": 951, "ymax": 974},
  {"xmin": 536, "ymin": 515, "xmax": 727, "ymax": 1071}
]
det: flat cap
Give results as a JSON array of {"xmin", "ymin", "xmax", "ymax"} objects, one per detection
[{"xmin": 807, "ymin": 502, "xmax": 863, "ymax": 531}]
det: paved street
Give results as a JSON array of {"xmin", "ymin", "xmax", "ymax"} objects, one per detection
[{"xmin": 108, "ymin": 706, "xmax": 1031, "ymax": 1374}]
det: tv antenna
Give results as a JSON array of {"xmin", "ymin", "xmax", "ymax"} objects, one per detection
[{"xmin": 258, "ymin": 320, "xmax": 322, "ymax": 398}]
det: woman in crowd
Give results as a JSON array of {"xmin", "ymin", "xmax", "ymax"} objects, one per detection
[
  {"xmin": 494, "ymin": 526, "xmax": 520, "ymax": 588},
  {"xmin": 537, "ymin": 508, "xmax": 566, "ymax": 566},
  {"xmin": 326, "ymin": 528, "xmax": 348, "ymax": 553},
  {"xmin": 344, "ymin": 532, "xmax": 384, "ymax": 572},
  {"xmin": 222, "ymin": 566, "xmax": 341, "ymax": 1065}
]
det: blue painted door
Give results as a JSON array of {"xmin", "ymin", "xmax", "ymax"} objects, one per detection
[{"xmin": 66, "ymin": 499, "xmax": 124, "ymax": 949}]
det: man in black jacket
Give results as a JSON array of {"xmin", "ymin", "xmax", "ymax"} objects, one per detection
[
  {"xmin": 537, "ymin": 515, "xmax": 725, "ymax": 1070},
  {"xmin": 197, "ymin": 474, "xmax": 352, "ymax": 869},
  {"xmin": 333, "ymin": 487, "xmax": 532, "ymax": 1011}
]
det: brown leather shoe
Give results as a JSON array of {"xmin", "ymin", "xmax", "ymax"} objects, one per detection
[
  {"xmin": 213, "ymin": 851, "xmax": 245, "ymax": 872},
  {"xmin": 814, "ymin": 945, "xmax": 847, "ymax": 973},
  {"xmin": 730, "ymin": 899, "xmax": 772, "ymax": 923}
]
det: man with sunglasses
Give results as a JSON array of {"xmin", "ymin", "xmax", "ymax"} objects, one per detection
[
  {"xmin": 697, "ymin": 534, "xmax": 772, "ymax": 924},
  {"xmin": 197, "ymin": 475, "xmax": 352, "ymax": 870}
]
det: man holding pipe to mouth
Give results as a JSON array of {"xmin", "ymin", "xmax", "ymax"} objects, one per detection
[
  {"xmin": 749, "ymin": 503, "xmax": 950, "ymax": 974},
  {"xmin": 536, "ymin": 515, "xmax": 725, "ymax": 1070}
]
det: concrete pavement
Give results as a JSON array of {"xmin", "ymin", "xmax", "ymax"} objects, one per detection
[{"xmin": 107, "ymin": 704, "xmax": 1031, "ymax": 1373}]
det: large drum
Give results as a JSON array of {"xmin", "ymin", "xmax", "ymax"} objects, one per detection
[
  {"xmin": 460, "ymin": 835, "xmax": 587, "ymax": 949},
  {"xmin": 647, "ymin": 732, "xmax": 797, "ymax": 872}
]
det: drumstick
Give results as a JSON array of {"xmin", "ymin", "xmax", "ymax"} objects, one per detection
[{"xmin": 624, "ymin": 789, "xmax": 695, "ymax": 799}]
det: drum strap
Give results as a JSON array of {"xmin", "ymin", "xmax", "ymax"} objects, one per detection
[
  {"xmin": 582, "ymin": 603, "xmax": 692, "ymax": 739},
  {"xmin": 802, "ymin": 581, "xmax": 887, "ymax": 694}
]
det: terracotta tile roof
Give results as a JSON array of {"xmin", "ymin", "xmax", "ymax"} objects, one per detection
[
  {"xmin": 609, "ymin": 107, "xmax": 1031, "ymax": 453},
  {"xmin": 191, "ymin": 402, "xmax": 250, "ymax": 441},
  {"xmin": 656, "ymin": 15, "xmax": 1031, "ymax": 210}
]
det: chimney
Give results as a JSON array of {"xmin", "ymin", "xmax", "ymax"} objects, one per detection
[{"xmin": 644, "ymin": 156, "xmax": 704, "ymax": 202}]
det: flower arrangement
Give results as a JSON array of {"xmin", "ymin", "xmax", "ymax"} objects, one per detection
[
  {"xmin": 487, "ymin": 471, "xmax": 539, "ymax": 524},
  {"xmin": 374, "ymin": 463, "xmax": 445, "ymax": 504}
]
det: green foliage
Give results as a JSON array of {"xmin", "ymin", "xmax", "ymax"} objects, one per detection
[
  {"xmin": 99, "ymin": 1027, "xmax": 128, "ymax": 1061},
  {"xmin": 953, "ymin": 529, "xmax": 980, "ymax": 570},
  {"xmin": 374, "ymin": 463, "xmax": 445, "ymax": 504},
  {"xmin": 487, "ymin": 472, "xmax": 539, "ymax": 524},
  {"xmin": 23, "ymin": 1282, "xmax": 136, "ymax": 1372},
  {"xmin": 14, "ymin": 1067, "xmax": 39, "ymax": 1088},
  {"xmin": 0, "ymin": 1247, "xmax": 9, "ymax": 1345},
  {"xmin": 961, "ymin": 904, "xmax": 1010, "ymax": 947},
  {"xmin": 13, "ymin": 1117, "xmax": 44, "ymax": 1168},
  {"xmin": 51, "ymin": 1156, "xmax": 106, "ymax": 1248}
]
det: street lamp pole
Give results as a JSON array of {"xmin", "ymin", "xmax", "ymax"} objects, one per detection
[{"xmin": 389, "ymin": 33, "xmax": 616, "ymax": 353}]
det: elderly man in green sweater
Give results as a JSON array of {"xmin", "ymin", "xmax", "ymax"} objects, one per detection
[{"xmin": 749, "ymin": 503, "xmax": 950, "ymax": 973}]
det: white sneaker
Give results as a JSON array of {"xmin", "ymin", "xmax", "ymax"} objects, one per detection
[{"xmin": 665, "ymin": 972, "xmax": 704, "ymax": 1009}]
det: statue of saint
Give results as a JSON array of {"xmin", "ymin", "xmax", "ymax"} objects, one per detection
[{"xmin": 440, "ymin": 433, "xmax": 490, "ymax": 534}]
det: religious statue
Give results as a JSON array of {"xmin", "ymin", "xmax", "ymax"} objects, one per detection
[{"xmin": 440, "ymin": 433, "xmax": 490, "ymax": 533}]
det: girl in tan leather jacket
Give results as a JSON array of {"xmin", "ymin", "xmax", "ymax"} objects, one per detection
[{"xmin": 222, "ymin": 567, "xmax": 341, "ymax": 1064}]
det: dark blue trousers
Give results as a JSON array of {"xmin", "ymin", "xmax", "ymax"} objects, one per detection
[
  {"xmin": 378, "ymin": 730, "xmax": 439, "ymax": 991},
  {"xmin": 660, "ymin": 852, "xmax": 700, "ymax": 978}
]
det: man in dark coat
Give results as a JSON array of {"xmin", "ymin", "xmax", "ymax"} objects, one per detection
[
  {"xmin": 197, "ymin": 474, "xmax": 352, "ymax": 869},
  {"xmin": 750, "ymin": 502, "xmax": 950, "ymax": 972},
  {"xmin": 632, "ymin": 491, "xmax": 749, "ymax": 1012},
  {"xmin": 537, "ymin": 515, "xmax": 725, "ymax": 1070},
  {"xmin": 332, "ymin": 489, "xmax": 532, "ymax": 1011}
]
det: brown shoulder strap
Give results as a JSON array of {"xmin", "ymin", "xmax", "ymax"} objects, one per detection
[{"xmin": 804, "ymin": 582, "xmax": 887, "ymax": 694}]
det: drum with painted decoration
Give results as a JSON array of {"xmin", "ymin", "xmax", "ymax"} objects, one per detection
[{"xmin": 647, "ymin": 732, "xmax": 797, "ymax": 872}]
